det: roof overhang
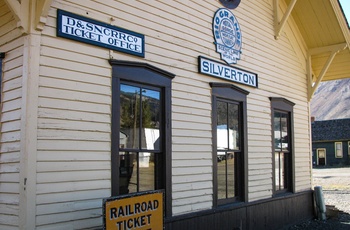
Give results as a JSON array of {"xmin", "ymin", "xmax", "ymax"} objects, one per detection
[
  {"xmin": 3, "ymin": 0, "xmax": 53, "ymax": 33},
  {"xmin": 275, "ymin": 0, "xmax": 350, "ymax": 100}
]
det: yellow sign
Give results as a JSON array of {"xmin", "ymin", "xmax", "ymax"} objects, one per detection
[{"xmin": 104, "ymin": 191, "xmax": 163, "ymax": 230}]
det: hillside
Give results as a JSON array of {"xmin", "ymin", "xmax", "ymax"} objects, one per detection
[{"xmin": 310, "ymin": 78, "xmax": 350, "ymax": 121}]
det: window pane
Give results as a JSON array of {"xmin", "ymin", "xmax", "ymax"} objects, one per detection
[
  {"xmin": 280, "ymin": 113, "xmax": 288, "ymax": 151},
  {"xmin": 119, "ymin": 152, "xmax": 137, "ymax": 194},
  {"xmin": 274, "ymin": 112, "xmax": 289, "ymax": 151},
  {"xmin": 227, "ymin": 152, "xmax": 235, "ymax": 198},
  {"xmin": 335, "ymin": 142, "xmax": 343, "ymax": 158},
  {"xmin": 274, "ymin": 112, "xmax": 281, "ymax": 151},
  {"xmin": 120, "ymin": 84, "xmax": 140, "ymax": 149},
  {"xmin": 141, "ymin": 89, "xmax": 161, "ymax": 150},
  {"xmin": 275, "ymin": 152, "xmax": 284, "ymax": 191},
  {"xmin": 318, "ymin": 149, "xmax": 325, "ymax": 158},
  {"xmin": 228, "ymin": 103, "xmax": 239, "ymax": 150},
  {"xmin": 217, "ymin": 151, "xmax": 226, "ymax": 199},
  {"xmin": 139, "ymin": 152, "xmax": 155, "ymax": 191},
  {"xmin": 217, "ymin": 101, "xmax": 228, "ymax": 150}
]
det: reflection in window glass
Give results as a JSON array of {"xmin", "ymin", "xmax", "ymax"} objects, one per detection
[
  {"xmin": 274, "ymin": 111, "xmax": 289, "ymax": 191},
  {"xmin": 120, "ymin": 84, "xmax": 140, "ymax": 149},
  {"xmin": 119, "ymin": 152, "xmax": 137, "ymax": 194},
  {"xmin": 275, "ymin": 152, "xmax": 284, "ymax": 190},
  {"xmin": 217, "ymin": 101, "xmax": 228, "ymax": 150},
  {"xmin": 120, "ymin": 84, "xmax": 161, "ymax": 150},
  {"xmin": 217, "ymin": 152, "xmax": 237, "ymax": 199},
  {"xmin": 119, "ymin": 84, "xmax": 162, "ymax": 195},
  {"xmin": 228, "ymin": 103, "xmax": 239, "ymax": 150},
  {"xmin": 141, "ymin": 89, "xmax": 160, "ymax": 150},
  {"xmin": 216, "ymin": 100, "xmax": 240, "ymax": 200},
  {"xmin": 217, "ymin": 101, "xmax": 239, "ymax": 151},
  {"xmin": 274, "ymin": 112, "xmax": 289, "ymax": 152}
]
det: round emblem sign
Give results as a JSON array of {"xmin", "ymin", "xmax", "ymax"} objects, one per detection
[
  {"xmin": 219, "ymin": 0, "xmax": 241, "ymax": 9},
  {"xmin": 213, "ymin": 8, "xmax": 242, "ymax": 65}
]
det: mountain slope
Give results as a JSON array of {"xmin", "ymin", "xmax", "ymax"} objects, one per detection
[{"xmin": 310, "ymin": 78, "xmax": 350, "ymax": 121}]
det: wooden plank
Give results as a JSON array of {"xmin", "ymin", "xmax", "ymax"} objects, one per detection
[
  {"xmin": 37, "ymin": 161, "xmax": 110, "ymax": 173},
  {"xmin": 36, "ymin": 189, "xmax": 109, "ymax": 205},
  {"xmin": 0, "ymin": 203, "xmax": 18, "ymax": 216},
  {"xmin": 172, "ymin": 158, "xmax": 213, "ymax": 166},
  {"xmin": 36, "ymin": 208, "xmax": 102, "ymax": 226},
  {"xmin": 38, "ymin": 87, "xmax": 110, "ymax": 104},
  {"xmin": 37, "ymin": 170, "xmax": 110, "ymax": 184},
  {"xmin": 38, "ymin": 129, "xmax": 109, "ymax": 141},
  {"xmin": 39, "ymin": 77, "xmax": 110, "ymax": 96},
  {"xmin": 1, "ymin": 98, "xmax": 21, "ymax": 112},
  {"xmin": 40, "ymin": 66, "xmax": 110, "ymax": 86},
  {"xmin": 37, "ymin": 150, "xmax": 110, "ymax": 161},
  {"xmin": 38, "ymin": 118, "xmax": 110, "ymax": 132},
  {"xmin": 38, "ymin": 97, "xmax": 110, "ymax": 114},
  {"xmin": 37, "ymin": 140, "xmax": 109, "ymax": 151},
  {"xmin": 36, "ymin": 180, "xmax": 110, "ymax": 194},
  {"xmin": 173, "ymin": 194, "xmax": 212, "ymax": 207},
  {"xmin": 40, "ymin": 56, "xmax": 110, "ymax": 77},
  {"xmin": 173, "ymin": 174, "xmax": 212, "ymax": 184},
  {"xmin": 173, "ymin": 189, "xmax": 212, "ymax": 200},
  {"xmin": 36, "ymin": 199, "xmax": 102, "ymax": 215},
  {"xmin": 172, "ymin": 181, "xmax": 212, "ymax": 192},
  {"xmin": 173, "ymin": 166, "xmax": 212, "ymax": 176},
  {"xmin": 38, "ymin": 108, "xmax": 109, "ymax": 123}
]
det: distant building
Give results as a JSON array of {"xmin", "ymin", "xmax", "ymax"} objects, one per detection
[{"xmin": 312, "ymin": 119, "xmax": 350, "ymax": 167}]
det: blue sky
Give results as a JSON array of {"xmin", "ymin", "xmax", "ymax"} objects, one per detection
[{"xmin": 339, "ymin": 0, "xmax": 350, "ymax": 25}]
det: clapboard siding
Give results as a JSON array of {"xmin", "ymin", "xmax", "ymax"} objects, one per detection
[
  {"xmin": 35, "ymin": 1, "xmax": 113, "ymax": 227},
  {"xmin": 0, "ymin": 4, "xmax": 23, "ymax": 228},
  {"xmin": 0, "ymin": 0, "xmax": 314, "ymax": 228}
]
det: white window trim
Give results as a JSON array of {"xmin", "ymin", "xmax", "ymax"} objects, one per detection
[
  {"xmin": 316, "ymin": 148, "xmax": 326, "ymax": 165},
  {"xmin": 335, "ymin": 142, "xmax": 343, "ymax": 158}
]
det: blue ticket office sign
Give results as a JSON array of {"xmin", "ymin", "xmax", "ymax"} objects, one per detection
[{"xmin": 57, "ymin": 10, "xmax": 145, "ymax": 57}]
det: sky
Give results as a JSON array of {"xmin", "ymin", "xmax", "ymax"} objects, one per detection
[{"xmin": 339, "ymin": 0, "xmax": 350, "ymax": 26}]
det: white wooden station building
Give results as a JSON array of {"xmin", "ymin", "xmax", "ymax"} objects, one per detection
[{"xmin": 1, "ymin": 0, "xmax": 350, "ymax": 229}]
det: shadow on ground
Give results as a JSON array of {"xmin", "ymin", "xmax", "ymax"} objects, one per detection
[{"xmin": 285, "ymin": 206, "xmax": 350, "ymax": 230}]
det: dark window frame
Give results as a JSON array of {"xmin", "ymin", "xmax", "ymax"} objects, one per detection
[
  {"xmin": 110, "ymin": 60, "xmax": 175, "ymax": 217},
  {"xmin": 210, "ymin": 82, "xmax": 249, "ymax": 207},
  {"xmin": 270, "ymin": 97, "xmax": 295, "ymax": 194},
  {"xmin": 0, "ymin": 52, "xmax": 4, "ymax": 105}
]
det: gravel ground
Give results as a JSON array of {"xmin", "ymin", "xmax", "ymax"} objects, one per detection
[{"xmin": 285, "ymin": 167, "xmax": 350, "ymax": 230}]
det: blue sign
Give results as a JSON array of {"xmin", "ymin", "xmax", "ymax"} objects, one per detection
[
  {"xmin": 213, "ymin": 8, "xmax": 242, "ymax": 64},
  {"xmin": 199, "ymin": 56, "xmax": 257, "ymax": 88},
  {"xmin": 57, "ymin": 10, "xmax": 145, "ymax": 57}
]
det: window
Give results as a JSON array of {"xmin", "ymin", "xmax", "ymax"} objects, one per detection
[
  {"xmin": 0, "ymin": 52, "xmax": 4, "ymax": 105},
  {"xmin": 110, "ymin": 60, "xmax": 174, "ymax": 215},
  {"xmin": 211, "ymin": 82, "xmax": 249, "ymax": 205},
  {"xmin": 317, "ymin": 149, "xmax": 326, "ymax": 166},
  {"xmin": 270, "ymin": 97, "xmax": 294, "ymax": 194},
  {"xmin": 335, "ymin": 142, "xmax": 343, "ymax": 158}
]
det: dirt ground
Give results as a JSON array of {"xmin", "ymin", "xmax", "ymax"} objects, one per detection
[{"xmin": 285, "ymin": 167, "xmax": 350, "ymax": 229}]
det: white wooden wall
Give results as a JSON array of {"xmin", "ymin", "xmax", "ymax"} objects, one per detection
[
  {"xmin": 0, "ymin": 0, "xmax": 313, "ymax": 229},
  {"xmin": 0, "ymin": 1, "xmax": 24, "ymax": 229}
]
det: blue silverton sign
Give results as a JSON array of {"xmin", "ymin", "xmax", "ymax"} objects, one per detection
[
  {"xmin": 57, "ymin": 10, "xmax": 145, "ymax": 57},
  {"xmin": 199, "ymin": 56, "xmax": 257, "ymax": 88},
  {"xmin": 213, "ymin": 8, "xmax": 242, "ymax": 64}
]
